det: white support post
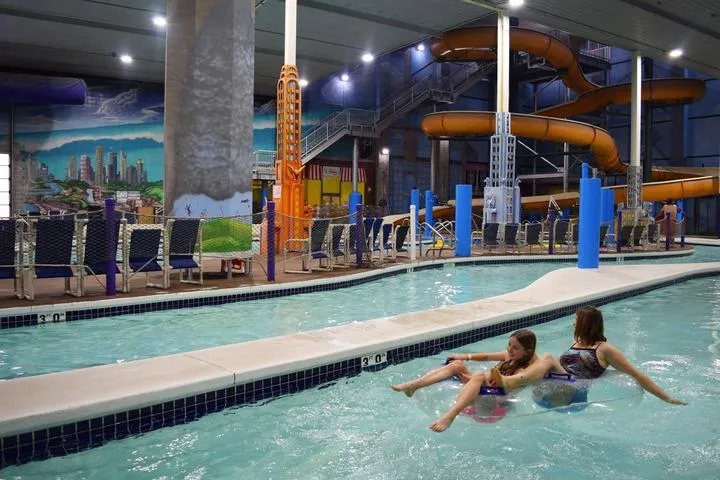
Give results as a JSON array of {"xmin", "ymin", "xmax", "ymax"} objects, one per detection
[
  {"xmin": 284, "ymin": 0, "xmax": 297, "ymax": 65},
  {"xmin": 496, "ymin": 13, "xmax": 510, "ymax": 114},
  {"xmin": 409, "ymin": 204, "xmax": 417, "ymax": 261},
  {"xmin": 631, "ymin": 51, "xmax": 642, "ymax": 169}
]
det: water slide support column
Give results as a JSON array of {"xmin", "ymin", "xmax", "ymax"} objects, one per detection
[{"xmin": 627, "ymin": 51, "xmax": 643, "ymax": 211}]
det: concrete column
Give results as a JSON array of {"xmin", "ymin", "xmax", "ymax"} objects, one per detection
[
  {"xmin": 433, "ymin": 140, "xmax": 450, "ymax": 202},
  {"xmin": 164, "ymin": 0, "xmax": 254, "ymax": 216},
  {"xmin": 643, "ymin": 57, "xmax": 654, "ymax": 183},
  {"xmin": 375, "ymin": 148, "xmax": 390, "ymax": 209}
]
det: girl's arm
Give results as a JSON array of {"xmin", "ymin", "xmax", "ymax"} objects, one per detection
[
  {"xmin": 447, "ymin": 351, "xmax": 507, "ymax": 362},
  {"xmin": 602, "ymin": 344, "xmax": 686, "ymax": 405}
]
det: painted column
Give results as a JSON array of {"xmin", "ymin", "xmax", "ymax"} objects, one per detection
[
  {"xmin": 164, "ymin": 0, "xmax": 254, "ymax": 216},
  {"xmin": 425, "ymin": 190, "xmax": 434, "ymax": 239},
  {"xmin": 455, "ymin": 184, "xmax": 472, "ymax": 257},
  {"xmin": 410, "ymin": 188, "xmax": 420, "ymax": 230},
  {"xmin": 578, "ymin": 164, "xmax": 601, "ymax": 269}
]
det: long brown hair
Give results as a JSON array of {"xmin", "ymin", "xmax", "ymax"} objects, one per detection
[
  {"xmin": 496, "ymin": 329, "xmax": 537, "ymax": 375},
  {"xmin": 574, "ymin": 306, "xmax": 607, "ymax": 344}
]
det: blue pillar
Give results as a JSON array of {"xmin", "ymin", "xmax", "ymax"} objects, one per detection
[
  {"xmin": 424, "ymin": 190, "xmax": 434, "ymax": 239},
  {"xmin": 676, "ymin": 200, "xmax": 684, "ymax": 222},
  {"xmin": 410, "ymin": 188, "xmax": 420, "ymax": 232},
  {"xmin": 578, "ymin": 163, "xmax": 601, "ymax": 269},
  {"xmin": 104, "ymin": 198, "xmax": 117, "ymax": 296},
  {"xmin": 600, "ymin": 189, "xmax": 615, "ymax": 233},
  {"xmin": 355, "ymin": 204, "xmax": 363, "ymax": 266},
  {"xmin": 349, "ymin": 191, "xmax": 362, "ymax": 223},
  {"xmin": 455, "ymin": 184, "xmax": 472, "ymax": 257},
  {"xmin": 267, "ymin": 201, "xmax": 275, "ymax": 281}
]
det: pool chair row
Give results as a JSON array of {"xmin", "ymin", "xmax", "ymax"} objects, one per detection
[
  {"xmin": 0, "ymin": 217, "xmax": 204, "ymax": 300},
  {"xmin": 473, "ymin": 222, "xmax": 544, "ymax": 253},
  {"xmin": 615, "ymin": 223, "xmax": 662, "ymax": 251},
  {"xmin": 282, "ymin": 217, "xmax": 410, "ymax": 273},
  {"xmin": 547, "ymin": 220, "xmax": 611, "ymax": 253}
]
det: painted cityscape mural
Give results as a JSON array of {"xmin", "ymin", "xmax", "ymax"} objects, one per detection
[{"xmin": 12, "ymin": 80, "xmax": 164, "ymax": 214}]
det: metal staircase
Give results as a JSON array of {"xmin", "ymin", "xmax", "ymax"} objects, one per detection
[
  {"xmin": 251, "ymin": 60, "xmax": 495, "ymax": 176},
  {"xmin": 300, "ymin": 61, "xmax": 495, "ymax": 164}
]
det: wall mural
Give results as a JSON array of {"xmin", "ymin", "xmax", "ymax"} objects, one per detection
[{"xmin": 10, "ymin": 80, "xmax": 163, "ymax": 214}]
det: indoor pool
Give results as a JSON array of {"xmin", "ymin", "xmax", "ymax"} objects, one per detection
[
  {"xmin": 5, "ymin": 276, "xmax": 719, "ymax": 479},
  {"xmin": 0, "ymin": 246, "xmax": 715, "ymax": 380}
]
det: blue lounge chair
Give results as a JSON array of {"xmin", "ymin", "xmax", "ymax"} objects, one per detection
[
  {"xmin": 121, "ymin": 225, "xmax": 163, "ymax": 292},
  {"xmin": 329, "ymin": 224, "xmax": 350, "ymax": 268},
  {"xmin": 151, "ymin": 218, "xmax": 203, "ymax": 288},
  {"xmin": 284, "ymin": 218, "xmax": 332, "ymax": 273},
  {"xmin": 24, "ymin": 218, "xmax": 76, "ymax": 300},
  {"xmin": 481, "ymin": 223, "xmax": 500, "ymax": 251},
  {"xmin": 0, "ymin": 219, "xmax": 22, "ymax": 298},
  {"xmin": 75, "ymin": 216, "xmax": 121, "ymax": 296}
]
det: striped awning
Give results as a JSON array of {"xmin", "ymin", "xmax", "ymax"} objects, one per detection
[{"xmin": 304, "ymin": 165, "xmax": 367, "ymax": 182}]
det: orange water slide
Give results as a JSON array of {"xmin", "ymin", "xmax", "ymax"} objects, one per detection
[{"xmin": 423, "ymin": 27, "xmax": 715, "ymax": 201}]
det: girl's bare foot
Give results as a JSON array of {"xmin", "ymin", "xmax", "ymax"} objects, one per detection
[
  {"xmin": 430, "ymin": 414, "xmax": 455, "ymax": 432},
  {"xmin": 390, "ymin": 383, "xmax": 417, "ymax": 397},
  {"xmin": 489, "ymin": 367, "xmax": 505, "ymax": 388}
]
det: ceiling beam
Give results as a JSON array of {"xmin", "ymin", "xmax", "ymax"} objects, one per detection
[
  {"xmin": 0, "ymin": 5, "xmax": 163, "ymax": 37},
  {"xmin": 278, "ymin": 0, "xmax": 438, "ymax": 35},
  {"xmin": 616, "ymin": 0, "xmax": 720, "ymax": 41}
]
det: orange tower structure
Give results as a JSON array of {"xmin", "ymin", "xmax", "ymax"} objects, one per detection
[{"xmin": 275, "ymin": 64, "xmax": 305, "ymax": 248}]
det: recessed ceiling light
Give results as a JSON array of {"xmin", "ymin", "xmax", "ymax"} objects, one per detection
[
  {"xmin": 668, "ymin": 48, "xmax": 683, "ymax": 58},
  {"xmin": 416, "ymin": 43, "xmax": 425, "ymax": 52},
  {"xmin": 152, "ymin": 15, "xmax": 167, "ymax": 27},
  {"xmin": 119, "ymin": 54, "xmax": 133, "ymax": 64},
  {"xmin": 340, "ymin": 73, "xmax": 350, "ymax": 82},
  {"xmin": 381, "ymin": 147, "xmax": 390, "ymax": 155},
  {"xmin": 361, "ymin": 52, "xmax": 375, "ymax": 63},
  {"xmin": 299, "ymin": 78, "xmax": 309, "ymax": 88},
  {"xmin": 508, "ymin": 0, "xmax": 525, "ymax": 7}
]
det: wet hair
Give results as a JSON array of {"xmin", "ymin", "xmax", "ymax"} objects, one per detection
[
  {"xmin": 574, "ymin": 306, "xmax": 607, "ymax": 344},
  {"xmin": 496, "ymin": 329, "xmax": 537, "ymax": 375}
]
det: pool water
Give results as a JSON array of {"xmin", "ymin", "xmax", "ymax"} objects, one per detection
[
  {"xmin": 0, "ymin": 247, "xmax": 716, "ymax": 379},
  {"xmin": 4, "ymin": 276, "xmax": 719, "ymax": 479}
]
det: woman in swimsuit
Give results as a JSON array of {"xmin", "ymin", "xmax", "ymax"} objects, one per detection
[
  {"xmin": 489, "ymin": 307, "xmax": 686, "ymax": 405},
  {"xmin": 391, "ymin": 329, "xmax": 558, "ymax": 431}
]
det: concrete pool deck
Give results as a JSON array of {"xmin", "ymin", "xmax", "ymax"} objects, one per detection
[{"xmin": 1, "ymin": 261, "xmax": 719, "ymax": 439}]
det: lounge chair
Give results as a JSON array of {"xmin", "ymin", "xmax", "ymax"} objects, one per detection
[
  {"xmin": 74, "ymin": 216, "xmax": 122, "ymax": 297},
  {"xmin": 646, "ymin": 223, "xmax": 660, "ymax": 250},
  {"xmin": 0, "ymin": 219, "xmax": 22, "ymax": 298},
  {"xmin": 393, "ymin": 224, "xmax": 410, "ymax": 258},
  {"xmin": 523, "ymin": 222, "xmax": 543, "ymax": 253},
  {"xmin": 284, "ymin": 218, "xmax": 332, "ymax": 273},
  {"xmin": 553, "ymin": 220, "xmax": 570, "ymax": 252},
  {"xmin": 502, "ymin": 224, "xmax": 520, "ymax": 253},
  {"xmin": 618, "ymin": 225, "xmax": 635, "ymax": 251},
  {"xmin": 150, "ymin": 218, "xmax": 203, "ymax": 289},
  {"xmin": 599, "ymin": 224, "xmax": 610, "ymax": 250},
  {"xmin": 24, "ymin": 217, "xmax": 76, "ymax": 300},
  {"xmin": 481, "ymin": 223, "xmax": 500, "ymax": 251},
  {"xmin": 330, "ymin": 224, "xmax": 350, "ymax": 268},
  {"xmin": 121, "ymin": 224, "xmax": 164, "ymax": 292}
]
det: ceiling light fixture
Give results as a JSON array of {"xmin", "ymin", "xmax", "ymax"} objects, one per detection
[
  {"xmin": 299, "ymin": 78, "xmax": 309, "ymax": 88},
  {"xmin": 119, "ymin": 54, "xmax": 133, "ymax": 64},
  {"xmin": 381, "ymin": 147, "xmax": 390, "ymax": 155},
  {"xmin": 416, "ymin": 43, "xmax": 425, "ymax": 52},
  {"xmin": 668, "ymin": 48, "xmax": 683, "ymax": 58},
  {"xmin": 508, "ymin": 0, "xmax": 525, "ymax": 8},
  {"xmin": 340, "ymin": 73, "xmax": 350, "ymax": 82},
  {"xmin": 361, "ymin": 52, "xmax": 375, "ymax": 63},
  {"xmin": 153, "ymin": 15, "xmax": 167, "ymax": 27}
]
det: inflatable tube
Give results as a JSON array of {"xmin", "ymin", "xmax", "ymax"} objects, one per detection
[{"xmin": 413, "ymin": 371, "xmax": 644, "ymax": 425}]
